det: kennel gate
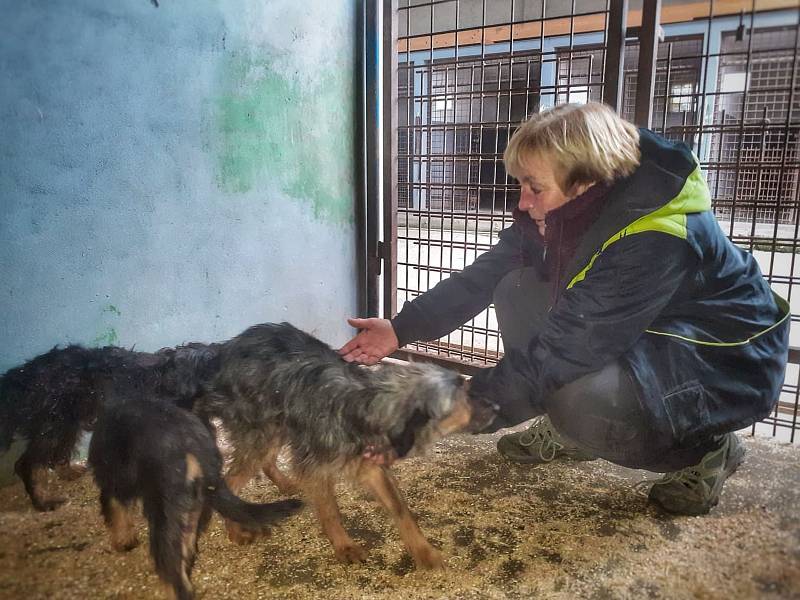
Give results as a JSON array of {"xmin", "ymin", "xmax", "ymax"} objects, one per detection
[{"xmin": 366, "ymin": 0, "xmax": 800, "ymax": 441}]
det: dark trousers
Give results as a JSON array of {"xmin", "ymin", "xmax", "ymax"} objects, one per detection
[{"xmin": 493, "ymin": 268, "xmax": 717, "ymax": 472}]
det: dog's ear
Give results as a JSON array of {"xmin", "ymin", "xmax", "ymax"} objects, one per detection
[{"xmin": 388, "ymin": 408, "xmax": 430, "ymax": 459}]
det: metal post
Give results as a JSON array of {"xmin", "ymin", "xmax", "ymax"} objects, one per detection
[
  {"xmin": 382, "ymin": 0, "xmax": 399, "ymax": 319},
  {"xmin": 365, "ymin": 0, "xmax": 382, "ymax": 317},
  {"xmin": 604, "ymin": 0, "xmax": 628, "ymax": 113},
  {"xmin": 356, "ymin": 0, "xmax": 368, "ymax": 317},
  {"xmin": 634, "ymin": 0, "xmax": 661, "ymax": 128}
]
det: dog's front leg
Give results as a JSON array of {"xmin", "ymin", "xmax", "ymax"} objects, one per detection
[
  {"xmin": 301, "ymin": 475, "xmax": 367, "ymax": 564},
  {"xmin": 357, "ymin": 462, "xmax": 443, "ymax": 569}
]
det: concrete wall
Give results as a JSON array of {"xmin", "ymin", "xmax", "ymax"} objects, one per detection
[{"xmin": 0, "ymin": 0, "xmax": 359, "ymax": 374}]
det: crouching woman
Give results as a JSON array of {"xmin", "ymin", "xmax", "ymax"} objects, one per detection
[{"xmin": 341, "ymin": 102, "xmax": 790, "ymax": 515}]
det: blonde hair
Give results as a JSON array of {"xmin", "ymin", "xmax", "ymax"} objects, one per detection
[{"xmin": 504, "ymin": 102, "xmax": 641, "ymax": 191}]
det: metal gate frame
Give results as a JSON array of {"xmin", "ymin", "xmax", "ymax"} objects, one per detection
[{"xmin": 367, "ymin": 0, "xmax": 800, "ymax": 440}]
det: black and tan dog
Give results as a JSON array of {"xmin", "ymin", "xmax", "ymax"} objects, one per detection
[
  {"xmin": 0, "ymin": 342, "xmax": 220, "ymax": 510},
  {"xmin": 195, "ymin": 322, "xmax": 496, "ymax": 569},
  {"xmin": 90, "ymin": 396, "xmax": 302, "ymax": 600}
]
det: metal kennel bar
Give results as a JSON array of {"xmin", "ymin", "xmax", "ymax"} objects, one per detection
[
  {"xmin": 391, "ymin": 0, "xmax": 619, "ymax": 366},
  {"xmin": 385, "ymin": 0, "xmax": 800, "ymax": 440}
]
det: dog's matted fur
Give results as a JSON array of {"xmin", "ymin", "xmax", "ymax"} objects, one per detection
[
  {"xmin": 90, "ymin": 397, "xmax": 302, "ymax": 600},
  {"xmin": 194, "ymin": 322, "xmax": 495, "ymax": 568},
  {"xmin": 0, "ymin": 342, "xmax": 220, "ymax": 511}
]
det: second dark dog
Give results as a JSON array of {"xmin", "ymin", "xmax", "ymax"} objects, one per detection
[
  {"xmin": 89, "ymin": 396, "xmax": 302, "ymax": 600},
  {"xmin": 0, "ymin": 342, "xmax": 220, "ymax": 511}
]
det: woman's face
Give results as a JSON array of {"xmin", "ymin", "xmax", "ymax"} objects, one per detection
[{"xmin": 516, "ymin": 152, "xmax": 593, "ymax": 234}]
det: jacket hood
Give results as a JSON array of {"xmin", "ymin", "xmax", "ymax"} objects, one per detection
[{"xmin": 635, "ymin": 129, "xmax": 711, "ymax": 216}]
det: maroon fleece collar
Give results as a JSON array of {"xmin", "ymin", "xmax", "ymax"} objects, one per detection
[{"xmin": 512, "ymin": 181, "xmax": 611, "ymax": 234}]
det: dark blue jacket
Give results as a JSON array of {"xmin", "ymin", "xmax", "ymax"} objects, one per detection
[{"xmin": 392, "ymin": 130, "xmax": 790, "ymax": 442}]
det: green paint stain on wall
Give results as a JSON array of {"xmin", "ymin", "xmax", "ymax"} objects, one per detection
[
  {"xmin": 214, "ymin": 54, "xmax": 354, "ymax": 223},
  {"xmin": 94, "ymin": 328, "xmax": 119, "ymax": 346},
  {"xmin": 103, "ymin": 304, "xmax": 121, "ymax": 316}
]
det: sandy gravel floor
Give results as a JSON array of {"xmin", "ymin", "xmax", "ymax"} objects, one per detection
[{"xmin": 1, "ymin": 431, "xmax": 798, "ymax": 599}]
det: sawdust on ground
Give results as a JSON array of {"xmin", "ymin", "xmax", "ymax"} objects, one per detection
[{"xmin": 0, "ymin": 432, "xmax": 798, "ymax": 600}]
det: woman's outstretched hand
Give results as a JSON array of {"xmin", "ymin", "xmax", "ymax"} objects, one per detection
[{"xmin": 338, "ymin": 318, "xmax": 399, "ymax": 365}]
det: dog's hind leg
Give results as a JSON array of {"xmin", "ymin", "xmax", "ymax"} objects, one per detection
[
  {"xmin": 356, "ymin": 462, "xmax": 443, "ymax": 569},
  {"xmin": 14, "ymin": 451, "xmax": 65, "ymax": 511},
  {"xmin": 301, "ymin": 474, "xmax": 367, "ymax": 564},
  {"xmin": 181, "ymin": 503, "xmax": 202, "ymax": 581},
  {"xmin": 146, "ymin": 454, "xmax": 204, "ymax": 600},
  {"xmin": 222, "ymin": 461, "xmax": 255, "ymax": 495},
  {"xmin": 181, "ymin": 454, "xmax": 204, "ymax": 575},
  {"xmin": 147, "ymin": 498, "xmax": 196, "ymax": 600},
  {"xmin": 221, "ymin": 459, "xmax": 261, "ymax": 545},
  {"xmin": 261, "ymin": 445, "xmax": 297, "ymax": 495},
  {"xmin": 100, "ymin": 492, "xmax": 140, "ymax": 551},
  {"xmin": 197, "ymin": 502, "xmax": 213, "ymax": 538}
]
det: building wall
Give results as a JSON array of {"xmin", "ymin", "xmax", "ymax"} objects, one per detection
[{"xmin": 0, "ymin": 0, "xmax": 359, "ymax": 375}]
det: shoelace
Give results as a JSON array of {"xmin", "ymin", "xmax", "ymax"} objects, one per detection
[
  {"xmin": 517, "ymin": 417, "xmax": 564, "ymax": 462},
  {"xmin": 633, "ymin": 468, "xmax": 704, "ymax": 497}
]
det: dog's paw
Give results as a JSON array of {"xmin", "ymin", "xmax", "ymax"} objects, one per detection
[
  {"xmin": 412, "ymin": 545, "xmax": 444, "ymax": 570},
  {"xmin": 334, "ymin": 543, "xmax": 367, "ymax": 564},
  {"xmin": 33, "ymin": 495, "xmax": 67, "ymax": 512},
  {"xmin": 226, "ymin": 521, "xmax": 259, "ymax": 545},
  {"xmin": 56, "ymin": 463, "xmax": 88, "ymax": 481},
  {"xmin": 112, "ymin": 534, "xmax": 140, "ymax": 552}
]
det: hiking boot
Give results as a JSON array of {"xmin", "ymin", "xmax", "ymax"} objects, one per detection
[
  {"xmin": 496, "ymin": 415, "xmax": 597, "ymax": 464},
  {"xmin": 647, "ymin": 433, "xmax": 745, "ymax": 516}
]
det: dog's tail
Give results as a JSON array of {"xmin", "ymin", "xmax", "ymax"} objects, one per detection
[{"xmin": 208, "ymin": 483, "xmax": 302, "ymax": 530}]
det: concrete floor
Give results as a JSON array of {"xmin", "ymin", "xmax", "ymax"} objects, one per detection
[{"xmin": 0, "ymin": 430, "xmax": 798, "ymax": 599}]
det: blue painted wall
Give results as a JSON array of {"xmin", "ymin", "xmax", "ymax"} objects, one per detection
[{"xmin": 0, "ymin": 0, "xmax": 359, "ymax": 374}]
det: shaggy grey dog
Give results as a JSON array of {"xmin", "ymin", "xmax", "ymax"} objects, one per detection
[{"xmin": 194, "ymin": 322, "xmax": 495, "ymax": 569}]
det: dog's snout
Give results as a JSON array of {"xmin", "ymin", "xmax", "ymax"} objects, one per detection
[
  {"xmin": 465, "ymin": 402, "xmax": 496, "ymax": 433},
  {"xmin": 463, "ymin": 380, "xmax": 498, "ymax": 433}
]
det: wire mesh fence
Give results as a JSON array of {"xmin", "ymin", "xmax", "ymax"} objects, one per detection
[{"xmin": 391, "ymin": 0, "xmax": 800, "ymax": 441}]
